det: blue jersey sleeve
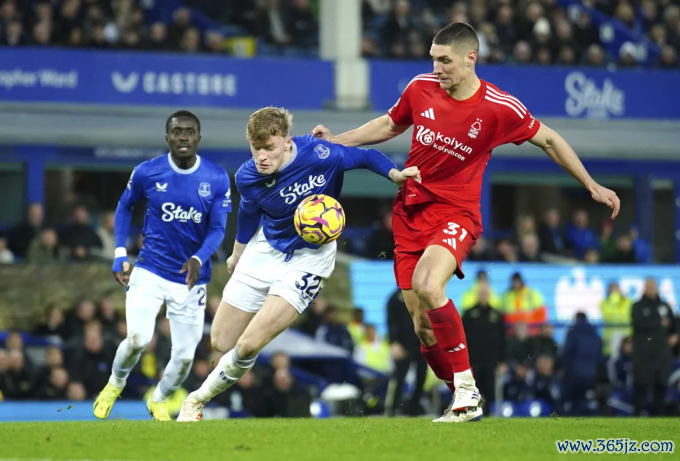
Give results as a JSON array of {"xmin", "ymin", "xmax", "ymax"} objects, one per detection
[
  {"xmin": 235, "ymin": 192, "xmax": 263, "ymax": 245},
  {"xmin": 337, "ymin": 144, "xmax": 396, "ymax": 179},
  {"xmin": 193, "ymin": 173, "xmax": 231, "ymax": 265},
  {"xmin": 234, "ymin": 169, "xmax": 263, "ymax": 245},
  {"xmin": 115, "ymin": 165, "xmax": 146, "ymax": 250}
]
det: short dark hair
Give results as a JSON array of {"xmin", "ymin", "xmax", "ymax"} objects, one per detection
[
  {"xmin": 166, "ymin": 110, "xmax": 201, "ymax": 134},
  {"xmin": 433, "ymin": 22, "xmax": 479, "ymax": 53}
]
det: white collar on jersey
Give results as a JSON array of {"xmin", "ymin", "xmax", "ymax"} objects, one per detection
[
  {"xmin": 277, "ymin": 140, "xmax": 298, "ymax": 173},
  {"xmin": 167, "ymin": 153, "xmax": 201, "ymax": 175}
]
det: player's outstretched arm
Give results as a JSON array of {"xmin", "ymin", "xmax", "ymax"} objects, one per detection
[
  {"xmin": 113, "ymin": 168, "xmax": 145, "ymax": 286},
  {"xmin": 113, "ymin": 199, "xmax": 132, "ymax": 287},
  {"xmin": 312, "ymin": 115, "xmax": 410, "ymax": 147},
  {"xmin": 529, "ymin": 124, "xmax": 620, "ymax": 218},
  {"xmin": 338, "ymin": 144, "xmax": 421, "ymax": 186}
]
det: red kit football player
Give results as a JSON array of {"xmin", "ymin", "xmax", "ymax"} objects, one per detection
[{"xmin": 313, "ymin": 23, "xmax": 620, "ymax": 422}]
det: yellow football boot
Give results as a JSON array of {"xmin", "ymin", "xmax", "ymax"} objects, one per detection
[
  {"xmin": 93, "ymin": 382, "xmax": 123, "ymax": 419},
  {"xmin": 147, "ymin": 400, "xmax": 171, "ymax": 421}
]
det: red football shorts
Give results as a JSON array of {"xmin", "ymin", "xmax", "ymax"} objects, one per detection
[{"xmin": 392, "ymin": 203, "xmax": 479, "ymax": 290}]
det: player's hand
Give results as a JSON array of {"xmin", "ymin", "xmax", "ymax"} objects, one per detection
[
  {"xmin": 311, "ymin": 125, "xmax": 333, "ymax": 142},
  {"xmin": 589, "ymin": 183, "xmax": 620, "ymax": 219},
  {"xmin": 180, "ymin": 257, "xmax": 201, "ymax": 290},
  {"xmin": 226, "ymin": 254, "xmax": 240, "ymax": 274},
  {"xmin": 390, "ymin": 166, "xmax": 421, "ymax": 187},
  {"xmin": 112, "ymin": 257, "xmax": 130, "ymax": 287},
  {"xmin": 390, "ymin": 342, "xmax": 405, "ymax": 361}
]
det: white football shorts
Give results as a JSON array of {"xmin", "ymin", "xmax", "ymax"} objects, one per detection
[
  {"xmin": 126, "ymin": 266, "xmax": 207, "ymax": 325},
  {"xmin": 223, "ymin": 228, "xmax": 336, "ymax": 314}
]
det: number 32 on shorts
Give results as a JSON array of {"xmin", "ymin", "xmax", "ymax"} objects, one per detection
[
  {"xmin": 442, "ymin": 222, "xmax": 468, "ymax": 250},
  {"xmin": 295, "ymin": 273, "xmax": 324, "ymax": 302}
]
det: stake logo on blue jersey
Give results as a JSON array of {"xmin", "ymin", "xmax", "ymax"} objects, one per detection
[
  {"xmin": 115, "ymin": 154, "xmax": 231, "ymax": 285},
  {"xmin": 235, "ymin": 134, "xmax": 397, "ymax": 254}
]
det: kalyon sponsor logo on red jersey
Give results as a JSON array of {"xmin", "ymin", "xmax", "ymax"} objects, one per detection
[{"xmin": 414, "ymin": 125, "xmax": 472, "ymax": 161}]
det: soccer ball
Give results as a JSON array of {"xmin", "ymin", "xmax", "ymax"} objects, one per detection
[{"xmin": 294, "ymin": 194, "xmax": 346, "ymax": 245}]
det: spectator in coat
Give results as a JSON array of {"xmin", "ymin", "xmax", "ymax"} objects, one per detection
[
  {"xmin": 628, "ymin": 226, "xmax": 652, "ymax": 264},
  {"xmin": 8, "ymin": 202, "xmax": 44, "ymax": 259},
  {"xmin": 503, "ymin": 361, "xmax": 532, "ymax": 403},
  {"xmin": 315, "ymin": 305, "xmax": 354, "ymax": 354},
  {"xmin": 565, "ymin": 209, "xmax": 599, "ymax": 259},
  {"xmin": 502, "ymin": 273, "xmax": 547, "ymax": 333},
  {"xmin": 538, "ymin": 208, "xmax": 566, "ymax": 256},
  {"xmin": 507, "ymin": 321, "xmax": 535, "ymax": 366},
  {"xmin": 560, "ymin": 312, "xmax": 603, "ymax": 416},
  {"xmin": 608, "ymin": 337, "xmax": 633, "ymax": 406},
  {"xmin": 631, "ymin": 279, "xmax": 677, "ymax": 416},
  {"xmin": 386, "ymin": 288, "xmax": 427, "ymax": 416},
  {"xmin": 463, "ymin": 282, "xmax": 506, "ymax": 414},
  {"xmin": 27, "ymin": 228, "xmax": 61, "ymax": 264},
  {"xmin": 461, "ymin": 271, "xmax": 502, "ymax": 311},
  {"xmin": 600, "ymin": 282, "xmax": 632, "ymax": 356},
  {"xmin": 530, "ymin": 355, "xmax": 561, "ymax": 407}
]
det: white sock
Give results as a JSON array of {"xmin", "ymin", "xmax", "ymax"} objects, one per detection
[
  {"xmin": 193, "ymin": 346, "xmax": 257, "ymax": 403},
  {"xmin": 151, "ymin": 380, "xmax": 172, "ymax": 403},
  {"xmin": 110, "ymin": 307, "xmax": 158, "ymax": 390},
  {"xmin": 454, "ymin": 369, "xmax": 476, "ymax": 388},
  {"xmin": 152, "ymin": 319, "xmax": 204, "ymax": 403},
  {"xmin": 109, "ymin": 338, "xmax": 145, "ymax": 389}
]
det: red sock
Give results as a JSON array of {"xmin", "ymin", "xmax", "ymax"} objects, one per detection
[
  {"xmin": 420, "ymin": 343, "xmax": 455, "ymax": 393},
  {"xmin": 426, "ymin": 300, "xmax": 471, "ymax": 374}
]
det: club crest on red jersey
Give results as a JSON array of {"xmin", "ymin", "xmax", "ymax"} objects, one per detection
[{"xmin": 468, "ymin": 119, "xmax": 482, "ymax": 139}]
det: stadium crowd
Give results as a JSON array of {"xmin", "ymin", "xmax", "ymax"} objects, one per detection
[
  {"xmin": 0, "ymin": 200, "xmax": 656, "ymax": 265},
  {"xmin": 361, "ymin": 0, "xmax": 680, "ymax": 68},
  {"xmin": 358, "ymin": 206, "xmax": 654, "ymax": 264},
  {"xmin": 0, "ymin": 0, "xmax": 320, "ymax": 54},
  {"xmin": 0, "ymin": 0, "xmax": 677, "ymax": 68},
  {"xmin": 2, "ymin": 275, "xmax": 680, "ymax": 417},
  {"xmin": 0, "ymin": 295, "xmax": 314, "ymax": 417}
]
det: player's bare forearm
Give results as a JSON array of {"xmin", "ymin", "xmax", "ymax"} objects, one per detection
[
  {"xmin": 316, "ymin": 115, "xmax": 409, "ymax": 147},
  {"xmin": 232, "ymin": 241, "xmax": 247, "ymax": 258},
  {"xmin": 530, "ymin": 125, "xmax": 595, "ymax": 189},
  {"xmin": 530, "ymin": 124, "xmax": 620, "ymax": 218}
]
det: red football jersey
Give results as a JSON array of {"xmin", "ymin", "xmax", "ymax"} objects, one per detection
[{"xmin": 388, "ymin": 73, "xmax": 541, "ymax": 228}]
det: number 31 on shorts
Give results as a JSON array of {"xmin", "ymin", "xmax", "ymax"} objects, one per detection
[{"xmin": 442, "ymin": 222, "xmax": 468, "ymax": 250}]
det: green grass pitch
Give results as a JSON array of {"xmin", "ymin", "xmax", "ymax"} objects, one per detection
[{"xmin": 0, "ymin": 418, "xmax": 677, "ymax": 461}]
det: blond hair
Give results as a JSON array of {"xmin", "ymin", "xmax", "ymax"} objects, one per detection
[{"xmin": 246, "ymin": 107, "xmax": 293, "ymax": 147}]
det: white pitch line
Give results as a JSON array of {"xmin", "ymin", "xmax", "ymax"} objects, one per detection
[{"xmin": 0, "ymin": 459, "xmax": 166, "ymax": 461}]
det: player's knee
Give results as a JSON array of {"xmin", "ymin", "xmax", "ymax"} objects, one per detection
[
  {"xmin": 235, "ymin": 337, "xmax": 261, "ymax": 358},
  {"xmin": 127, "ymin": 332, "xmax": 151, "ymax": 354},
  {"xmin": 211, "ymin": 335, "xmax": 226, "ymax": 354},
  {"xmin": 412, "ymin": 275, "xmax": 440, "ymax": 307},
  {"xmin": 172, "ymin": 346, "xmax": 196, "ymax": 364}
]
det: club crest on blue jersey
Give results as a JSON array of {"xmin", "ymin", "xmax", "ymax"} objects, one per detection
[
  {"xmin": 198, "ymin": 182, "xmax": 211, "ymax": 197},
  {"xmin": 314, "ymin": 144, "xmax": 330, "ymax": 159}
]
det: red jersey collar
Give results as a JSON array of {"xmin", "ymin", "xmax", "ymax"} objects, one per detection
[{"xmin": 442, "ymin": 79, "xmax": 486, "ymax": 105}]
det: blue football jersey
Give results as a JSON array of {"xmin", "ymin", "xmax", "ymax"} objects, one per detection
[
  {"xmin": 235, "ymin": 134, "xmax": 396, "ymax": 254},
  {"xmin": 118, "ymin": 154, "xmax": 231, "ymax": 284}
]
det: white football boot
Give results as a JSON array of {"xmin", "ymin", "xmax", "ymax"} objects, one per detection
[
  {"xmin": 433, "ymin": 369, "xmax": 483, "ymax": 423},
  {"xmin": 176, "ymin": 393, "xmax": 204, "ymax": 422}
]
